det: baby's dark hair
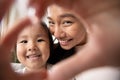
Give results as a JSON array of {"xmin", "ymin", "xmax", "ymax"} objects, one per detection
[{"xmin": 40, "ymin": 22, "xmax": 54, "ymax": 63}]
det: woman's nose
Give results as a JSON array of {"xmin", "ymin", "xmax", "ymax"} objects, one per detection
[{"xmin": 54, "ymin": 27, "xmax": 66, "ymax": 39}]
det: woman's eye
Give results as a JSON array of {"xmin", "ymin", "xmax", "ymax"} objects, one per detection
[
  {"xmin": 37, "ymin": 39, "xmax": 44, "ymax": 42},
  {"xmin": 63, "ymin": 21, "xmax": 73, "ymax": 26},
  {"xmin": 48, "ymin": 21, "xmax": 55, "ymax": 26},
  {"xmin": 20, "ymin": 40, "xmax": 27, "ymax": 43}
]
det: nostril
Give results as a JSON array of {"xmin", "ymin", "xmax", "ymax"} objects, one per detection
[
  {"xmin": 28, "ymin": 43, "xmax": 37, "ymax": 51},
  {"xmin": 28, "ymin": 47, "xmax": 37, "ymax": 51},
  {"xmin": 33, "ymin": 48, "xmax": 36, "ymax": 50},
  {"xmin": 28, "ymin": 48, "xmax": 32, "ymax": 51}
]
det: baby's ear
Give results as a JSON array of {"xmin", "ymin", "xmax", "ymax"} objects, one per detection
[{"xmin": 11, "ymin": 45, "xmax": 19, "ymax": 63}]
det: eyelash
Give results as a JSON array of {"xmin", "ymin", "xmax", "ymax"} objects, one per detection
[
  {"xmin": 62, "ymin": 20, "xmax": 73, "ymax": 26},
  {"xmin": 63, "ymin": 21, "xmax": 73, "ymax": 24},
  {"xmin": 19, "ymin": 39, "xmax": 44, "ymax": 43},
  {"xmin": 20, "ymin": 40, "xmax": 27, "ymax": 43},
  {"xmin": 48, "ymin": 20, "xmax": 74, "ymax": 27},
  {"xmin": 48, "ymin": 21, "xmax": 55, "ymax": 25},
  {"xmin": 37, "ymin": 39, "xmax": 44, "ymax": 42}
]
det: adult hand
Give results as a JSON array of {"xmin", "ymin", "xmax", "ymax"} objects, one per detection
[
  {"xmin": 28, "ymin": 0, "xmax": 120, "ymax": 80},
  {"xmin": 0, "ymin": 17, "xmax": 48, "ymax": 80},
  {"xmin": 0, "ymin": 0, "xmax": 119, "ymax": 80},
  {"xmin": 29, "ymin": 0, "xmax": 120, "ymax": 64},
  {"xmin": 28, "ymin": 0, "xmax": 119, "ymax": 18},
  {"xmin": 0, "ymin": 1, "xmax": 47, "ymax": 80},
  {"xmin": 0, "ymin": 0, "xmax": 14, "ymax": 21}
]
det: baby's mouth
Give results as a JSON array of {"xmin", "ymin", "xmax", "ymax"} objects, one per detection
[{"xmin": 26, "ymin": 54, "xmax": 41, "ymax": 59}]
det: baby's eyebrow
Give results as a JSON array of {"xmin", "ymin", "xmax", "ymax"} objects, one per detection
[
  {"xmin": 47, "ymin": 17, "xmax": 52, "ymax": 20},
  {"xmin": 18, "ymin": 35, "xmax": 27, "ymax": 39},
  {"xmin": 37, "ymin": 34, "xmax": 46, "ymax": 37}
]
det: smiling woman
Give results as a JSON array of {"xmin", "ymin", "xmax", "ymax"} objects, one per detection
[
  {"xmin": 45, "ymin": 2, "xmax": 120, "ymax": 80},
  {"xmin": 0, "ymin": 0, "xmax": 120, "ymax": 80},
  {"xmin": 47, "ymin": 4, "xmax": 87, "ymax": 50}
]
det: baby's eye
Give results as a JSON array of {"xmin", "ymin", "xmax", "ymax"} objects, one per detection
[
  {"xmin": 48, "ymin": 21, "xmax": 55, "ymax": 26},
  {"xmin": 37, "ymin": 39, "xmax": 44, "ymax": 42},
  {"xmin": 62, "ymin": 21, "xmax": 73, "ymax": 26},
  {"xmin": 20, "ymin": 40, "xmax": 28, "ymax": 43}
]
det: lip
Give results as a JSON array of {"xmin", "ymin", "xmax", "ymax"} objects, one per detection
[
  {"xmin": 59, "ymin": 39, "xmax": 72, "ymax": 46},
  {"xmin": 26, "ymin": 53, "xmax": 41, "ymax": 60}
]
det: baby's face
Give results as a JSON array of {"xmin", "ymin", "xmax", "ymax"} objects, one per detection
[{"xmin": 16, "ymin": 24, "xmax": 50, "ymax": 71}]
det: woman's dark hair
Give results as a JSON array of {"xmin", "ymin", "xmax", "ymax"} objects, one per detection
[{"xmin": 48, "ymin": 43, "xmax": 75, "ymax": 64}]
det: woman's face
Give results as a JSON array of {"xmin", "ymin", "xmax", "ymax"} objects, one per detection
[{"xmin": 47, "ymin": 4, "xmax": 86, "ymax": 50}]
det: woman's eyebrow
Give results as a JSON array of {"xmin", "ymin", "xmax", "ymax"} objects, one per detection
[
  {"xmin": 47, "ymin": 14, "xmax": 78, "ymax": 20},
  {"xmin": 47, "ymin": 17, "xmax": 52, "ymax": 20},
  {"xmin": 59, "ymin": 13, "xmax": 78, "ymax": 19}
]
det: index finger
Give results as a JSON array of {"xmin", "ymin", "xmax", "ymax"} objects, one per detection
[
  {"xmin": 0, "ymin": 17, "xmax": 31, "ymax": 63},
  {"xmin": 28, "ymin": 0, "xmax": 54, "ymax": 18}
]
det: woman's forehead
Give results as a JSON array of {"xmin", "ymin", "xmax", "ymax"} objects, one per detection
[{"xmin": 47, "ymin": 0, "xmax": 119, "ymax": 18}]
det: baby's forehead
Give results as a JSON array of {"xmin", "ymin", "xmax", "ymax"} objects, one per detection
[
  {"xmin": 26, "ymin": 23, "xmax": 45, "ymax": 30},
  {"xmin": 19, "ymin": 23, "xmax": 47, "ymax": 35}
]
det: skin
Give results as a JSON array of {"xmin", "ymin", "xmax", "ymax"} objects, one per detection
[
  {"xmin": 28, "ymin": 0, "xmax": 120, "ymax": 79},
  {"xmin": 47, "ymin": 4, "xmax": 86, "ymax": 50},
  {"xmin": 0, "ymin": 18, "xmax": 47, "ymax": 80},
  {"xmin": 0, "ymin": 0, "xmax": 14, "ymax": 21},
  {"xmin": 0, "ymin": 1, "xmax": 47, "ymax": 80},
  {"xmin": 0, "ymin": 0, "xmax": 120, "ymax": 80},
  {"xmin": 16, "ymin": 24, "xmax": 50, "ymax": 72}
]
